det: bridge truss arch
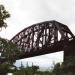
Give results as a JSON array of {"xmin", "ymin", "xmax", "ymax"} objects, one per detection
[{"xmin": 10, "ymin": 20, "xmax": 74, "ymax": 59}]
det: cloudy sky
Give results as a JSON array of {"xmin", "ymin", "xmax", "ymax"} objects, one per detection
[{"xmin": 0, "ymin": 0, "xmax": 75, "ymax": 68}]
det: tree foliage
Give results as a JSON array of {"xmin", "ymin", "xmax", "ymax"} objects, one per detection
[
  {"xmin": 0, "ymin": 38, "xmax": 20, "ymax": 63},
  {"xmin": 0, "ymin": 38, "xmax": 20, "ymax": 75},
  {"xmin": 0, "ymin": 5, "xmax": 10, "ymax": 30}
]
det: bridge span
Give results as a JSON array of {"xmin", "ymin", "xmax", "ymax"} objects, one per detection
[{"xmin": 10, "ymin": 20, "xmax": 75, "ymax": 60}]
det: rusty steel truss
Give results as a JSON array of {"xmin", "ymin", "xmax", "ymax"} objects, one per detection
[{"xmin": 10, "ymin": 20, "xmax": 75, "ymax": 59}]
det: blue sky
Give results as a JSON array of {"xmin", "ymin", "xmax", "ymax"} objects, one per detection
[{"xmin": 0, "ymin": 0, "xmax": 75, "ymax": 68}]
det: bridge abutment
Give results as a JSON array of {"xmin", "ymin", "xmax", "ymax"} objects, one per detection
[{"xmin": 64, "ymin": 38, "xmax": 75, "ymax": 60}]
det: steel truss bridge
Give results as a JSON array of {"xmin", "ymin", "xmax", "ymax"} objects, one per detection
[
  {"xmin": 11, "ymin": 20, "xmax": 75, "ymax": 59},
  {"xmin": 1, "ymin": 20, "xmax": 75, "ymax": 62}
]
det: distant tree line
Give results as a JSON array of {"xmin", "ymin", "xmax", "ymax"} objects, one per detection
[{"xmin": 12, "ymin": 55, "xmax": 75, "ymax": 75}]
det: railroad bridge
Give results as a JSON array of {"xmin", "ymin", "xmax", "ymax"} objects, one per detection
[
  {"xmin": 10, "ymin": 20, "xmax": 75, "ymax": 60},
  {"xmin": 0, "ymin": 20, "xmax": 75, "ymax": 62}
]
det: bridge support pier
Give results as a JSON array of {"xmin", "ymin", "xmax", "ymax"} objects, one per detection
[{"xmin": 64, "ymin": 39, "xmax": 75, "ymax": 60}]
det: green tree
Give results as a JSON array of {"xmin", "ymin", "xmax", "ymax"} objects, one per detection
[
  {"xmin": 13, "ymin": 63, "xmax": 39, "ymax": 75},
  {"xmin": 0, "ymin": 5, "xmax": 10, "ymax": 30},
  {"xmin": 0, "ymin": 38, "xmax": 20, "ymax": 75},
  {"xmin": 52, "ymin": 63, "xmax": 62, "ymax": 75},
  {"xmin": 0, "ymin": 63, "xmax": 11, "ymax": 75},
  {"xmin": 51, "ymin": 55, "xmax": 75, "ymax": 75},
  {"xmin": 61, "ymin": 55, "xmax": 75, "ymax": 75},
  {"xmin": 0, "ymin": 38, "xmax": 20, "ymax": 63}
]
